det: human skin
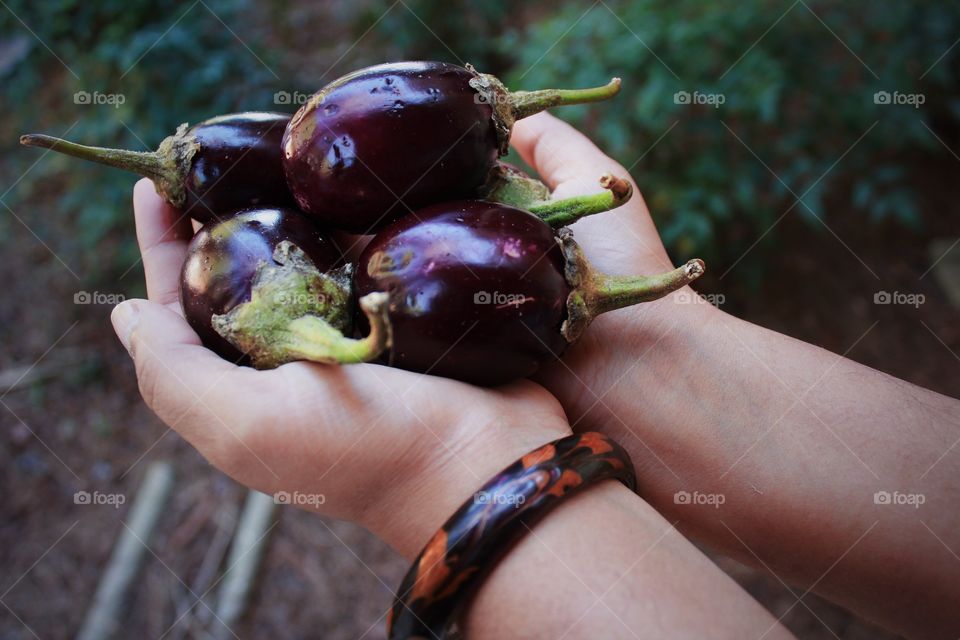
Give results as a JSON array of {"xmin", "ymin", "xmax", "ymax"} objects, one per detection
[
  {"xmin": 112, "ymin": 178, "xmax": 793, "ymax": 638},
  {"xmin": 511, "ymin": 112, "xmax": 960, "ymax": 639}
]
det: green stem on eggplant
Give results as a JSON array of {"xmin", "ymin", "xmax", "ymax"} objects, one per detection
[
  {"xmin": 19, "ymin": 126, "xmax": 198, "ymax": 207},
  {"xmin": 558, "ymin": 228, "xmax": 706, "ymax": 342},
  {"xmin": 528, "ymin": 174, "xmax": 632, "ymax": 227},
  {"xmin": 481, "ymin": 162, "xmax": 551, "ymax": 208},
  {"xmin": 509, "ymin": 77, "xmax": 622, "ymax": 121},
  {"xmin": 211, "ymin": 241, "xmax": 391, "ymax": 369},
  {"xmin": 467, "ymin": 66, "xmax": 621, "ymax": 155},
  {"xmin": 276, "ymin": 293, "xmax": 391, "ymax": 365}
]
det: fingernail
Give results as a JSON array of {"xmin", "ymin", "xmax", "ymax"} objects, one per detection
[{"xmin": 111, "ymin": 301, "xmax": 140, "ymax": 355}]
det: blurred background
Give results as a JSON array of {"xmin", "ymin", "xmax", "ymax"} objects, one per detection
[{"xmin": 1, "ymin": 1, "xmax": 958, "ymax": 638}]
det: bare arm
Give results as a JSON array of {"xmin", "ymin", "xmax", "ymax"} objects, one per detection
[
  {"xmin": 556, "ymin": 301, "xmax": 960, "ymax": 638},
  {"xmin": 512, "ymin": 113, "xmax": 960, "ymax": 639},
  {"xmin": 463, "ymin": 481, "xmax": 796, "ymax": 639},
  {"xmin": 122, "ymin": 179, "xmax": 794, "ymax": 640}
]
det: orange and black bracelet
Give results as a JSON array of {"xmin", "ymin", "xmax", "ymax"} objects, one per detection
[{"xmin": 387, "ymin": 432, "xmax": 636, "ymax": 639}]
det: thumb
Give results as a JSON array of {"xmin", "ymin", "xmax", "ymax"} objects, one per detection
[
  {"xmin": 511, "ymin": 112, "xmax": 627, "ymax": 197},
  {"xmin": 512, "ymin": 113, "xmax": 670, "ymax": 271},
  {"xmin": 110, "ymin": 299, "xmax": 247, "ymax": 450}
]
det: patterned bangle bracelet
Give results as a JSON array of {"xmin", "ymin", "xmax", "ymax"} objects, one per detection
[{"xmin": 387, "ymin": 431, "xmax": 636, "ymax": 639}]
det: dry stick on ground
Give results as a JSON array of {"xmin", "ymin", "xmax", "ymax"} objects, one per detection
[
  {"xmin": 209, "ymin": 490, "xmax": 279, "ymax": 640},
  {"xmin": 170, "ymin": 498, "xmax": 240, "ymax": 640},
  {"xmin": 76, "ymin": 461, "xmax": 175, "ymax": 640}
]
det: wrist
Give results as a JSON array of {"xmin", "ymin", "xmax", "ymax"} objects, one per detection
[
  {"xmin": 538, "ymin": 283, "xmax": 731, "ymax": 486},
  {"xmin": 387, "ymin": 432, "xmax": 637, "ymax": 638},
  {"xmin": 360, "ymin": 401, "xmax": 572, "ymax": 559},
  {"xmin": 624, "ymin": 281, "xmax": 724, "ymax": 349},
  {"xmin": 551, "ymin": 281, "xmax": 723, "ymax": 407}
]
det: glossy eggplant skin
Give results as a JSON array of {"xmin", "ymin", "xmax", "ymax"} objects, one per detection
[
  {"xmin": 354, "ymin": 201, "xmax": 570, "ymax": 386},
  {"xmin": 283, "ymin": 62, "xmax": 499, "ymax": 233},
  {"xmin": 180, "ymin": 208, "xmax": 342, "ymax": 361},
  {"xmin": 186, "ymin": 113, "xmax": 296, "ymax": 223}
]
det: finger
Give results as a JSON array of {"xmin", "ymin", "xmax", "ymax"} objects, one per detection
[
  {"xmin": 513, "ymin": 114, "xmax": 670, "ymax": 270},
  {"xmin": 111, "ymin": 298, "xmax": 254, "ymax": 462},
  {"xmin": 510, "ymin": 112, "xmax": 627, "ymax": 195},
  {"xmin": 133, "ymin": 178, "xmax": 193, "ymax": 306}
]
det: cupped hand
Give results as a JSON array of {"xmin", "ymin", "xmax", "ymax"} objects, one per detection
[
  {"xmin": 510, "ymin": 113, "xmax": 718, "ymax": 434},
  {"xmin": 113, "ymin": 178, "xmax": 570, "ymax": 558}
]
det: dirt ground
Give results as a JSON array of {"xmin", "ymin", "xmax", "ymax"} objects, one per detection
[{"xmin": 2, "ymin": 161, "xmax": 957, "ymax": 639}]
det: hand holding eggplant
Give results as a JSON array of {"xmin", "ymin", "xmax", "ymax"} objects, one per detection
[
  {"xmin": 508, "ymin": 112, "xmax": 714, "ymax": 405},
  {"xmin": 111, "ymin": 179, "xmax": 572, "ymax": 558},
  {"xmin": 202, "ymin": 170, "xmax": 668, "ymax": 384},
  {"xmin": 25, "ymin": 59, "xmax": 707, "ymax": 391}
]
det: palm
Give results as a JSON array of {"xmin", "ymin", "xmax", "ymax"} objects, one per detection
[
  {"xmin": 121, "ymin": 107, "xmax": 670, "ymax": 543},
  {"xmin": 122, "ymin": 178, "xmax": 566, "ymax": 548},
  {"xmin": 510, "ymin": 113, "xmax": 682, "ymax": 425},
  {"xmin": 222, "ymin": 361, "xmax": 563, "ymax": 517}
]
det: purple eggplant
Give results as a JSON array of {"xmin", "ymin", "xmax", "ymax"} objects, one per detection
[
  {"xmin": 181, "ymin": 207, "xmax": 392, "ymax": 368},
  {"xmin": 21, "ymin": 112, "xmax": 295, "ymax": 223},
  {"xmin": 355, "ymin": 200, "xmax": 704, "ymax": 386},
  {"xmin": 282, "ymin": 61, "xmax": 621, "ymax": 233},
  {"xmin": 180, "ymin": 207, "xmax": 343, "ymax": 361}
]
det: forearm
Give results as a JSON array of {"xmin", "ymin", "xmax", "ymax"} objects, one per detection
[
  {"xmin": 542, "ymin": 296, "xmax": 960, "ymax": 637},
  {"xmin": 464, "ymin": 480, "xmax": 794, "ymax": 639},
  {"xmin": 367, "ymin": 411, "xmax": 792, "ymax": 638}
]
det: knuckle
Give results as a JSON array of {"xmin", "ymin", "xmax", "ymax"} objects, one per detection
[
  {"xmin": 131, "ymin": 342, "xmax": 190, "ymax": 425},
  {"xmin": 131, "ymin": 336, "xmax": 164, "ymax": 412}
]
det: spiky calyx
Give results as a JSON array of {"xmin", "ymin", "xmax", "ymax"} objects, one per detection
[{"xmin": 212, "ymin": 241, "xmax": 392, "ymax": 369}]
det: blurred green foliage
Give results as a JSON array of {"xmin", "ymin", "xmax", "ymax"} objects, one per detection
[
  {"xmin": 1, "ymin": 0, "xmax": 279, "ymax": 276},
  {"xmin": 2, "ymin": 0, "xmax": 958, "ymax": 282},
  {"xmin": 504, "ymin": 1, "xmax": 960, "ymax": 271},
  {"xmin": 348, "ymin": 1, "xmax": 514, "ymax": 73}
]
